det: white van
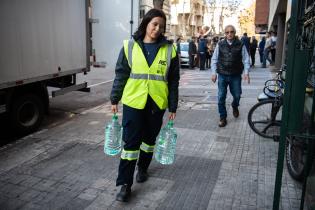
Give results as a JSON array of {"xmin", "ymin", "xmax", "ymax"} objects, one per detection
[{"xmin": 180, "ymin": 42, "xmax": 189, "ymax": 67}]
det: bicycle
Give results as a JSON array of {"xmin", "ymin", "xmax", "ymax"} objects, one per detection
[
  {"xmin": 247, "ymin": 66, "xmax": 285, "ymax": 139},
  {"xmin": 247, "ymin": 65, "xmax": 307, "ymax": 181},
  {"xmin": 285, "ymin": 135, "xmax": 308, "ymax": 181}
]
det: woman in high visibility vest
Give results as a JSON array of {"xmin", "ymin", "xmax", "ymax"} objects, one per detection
[{"xmin": 110, "ymin": 8, "xmax": 179, "ymax": 202}]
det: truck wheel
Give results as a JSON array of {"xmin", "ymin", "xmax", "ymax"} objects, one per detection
[{"xmin": 10, "ymin": 94, "xmax": 44, "ymax": 135}]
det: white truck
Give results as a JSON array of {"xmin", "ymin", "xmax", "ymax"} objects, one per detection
[
  {"xmin": 0, "ymin": 0, "xmax": 92, "ymax": 134},
  {"xmin": 92, "ymin": 0, "xmax": 139, "ymax": 70}
]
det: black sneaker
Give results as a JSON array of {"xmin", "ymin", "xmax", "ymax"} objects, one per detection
[
  {"xmin": 232, "ymin": 107, "xmax": 239, "ymax": 118},
  {"xmin": 116, "ymin": 184, "xmax": 131, "ymax": 202},
  {"xmin": 219, "ymin": 118, "xmax": 227, "ymax": 127},
  {"xmin": 136, "ymin": 168, "xmax": 148, "ymax": 183}
]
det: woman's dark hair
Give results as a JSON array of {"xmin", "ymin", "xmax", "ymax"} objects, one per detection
[{"xmin": 133, "ymin": 9, "xmax": 166, "ymax": 40}]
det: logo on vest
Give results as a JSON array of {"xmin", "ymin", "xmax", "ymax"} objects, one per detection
[{"xmin": 158, "ymin": 60, "xmax": 167, "ymax": 66}]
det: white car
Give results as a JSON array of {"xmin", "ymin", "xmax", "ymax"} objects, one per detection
[{"xmin": 180, "ymin": 42, "xmax": 189, "ymax": 67}]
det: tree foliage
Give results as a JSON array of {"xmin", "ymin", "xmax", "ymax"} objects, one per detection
[
  {"xmin": 238, "ymin": 1, "xmax": 255, "ymax": 35},
  {"xmin": 206, "ymin": 0, "xmax": 241, "ymax": 35}
]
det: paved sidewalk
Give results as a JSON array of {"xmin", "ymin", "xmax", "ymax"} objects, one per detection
[{"xmin": 0, "ymin": 66, "xmax": 302, "ymax": 209}]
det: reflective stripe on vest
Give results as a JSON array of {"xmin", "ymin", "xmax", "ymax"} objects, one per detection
[
  {"xmin": 121, "ymin": 40, "xmax": 176, "ymax": 110},
  {"xmin": 121, "ymin": 149, "xmax": 139, "ymax": 160},
  {"xmin": 140, "ymin": 142, "xmax": 155, "ymax": 153},
  {"xmin": 128, "ymin": 39, "xmax": 173, "ymax": 75},
  {"xmin": 165, "ymin": 44, "xmax": 172, "ymax": 80},
  {"xmin": 128, "ymin": 40, "xmax": 134, "ymax": 67},
  {"xmin": 129, "ymin": 73, "xmax": 166, "ymax": 81}
]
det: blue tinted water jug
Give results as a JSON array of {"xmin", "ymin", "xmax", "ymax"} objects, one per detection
[
  {"xmin": 155, "ymin": 120, "xmax": 177, "ymax": 164},
  {"xmin": 104, "ymin": 114, "xmax": 122, "ymax": 156}
]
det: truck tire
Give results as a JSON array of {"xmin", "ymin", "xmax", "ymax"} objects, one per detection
[{"xmin": 10, "ymin": 94, "xmax": 44, "ymax": 135}]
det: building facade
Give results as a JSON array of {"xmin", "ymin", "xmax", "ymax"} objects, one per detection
[
  {"xmin": 256, "ymin": 0, "xmax": 288, "ymax": 69},
  {"xmin": 267, "ymin": 0, "xmax": 288, "ymax": 69},
  {"xmin": 170, "ymin": 0, "xmax": 206, "ymax": 40},
  {"xmin": 238, "ymin": 2, "xmax": 256, "ymax": 36},
  {"xmin": 254, "ymin": 0, "xmax": 269, "ymax": 34},
  {"xmin": 139, "ymin": 0, "xmax": 172, "ymax": 37}
]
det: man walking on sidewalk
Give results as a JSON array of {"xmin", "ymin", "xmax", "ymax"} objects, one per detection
[
  {"xmin": 250, "ymin": 36, "xmax": 258, "ymax": 67},
  {"xmin": 211, "ymin": 25, "xmax": 250, "ymax": 127},
  {"xmin": 262, "ymin": 32, "xmax": 273, "ymax": 68}
]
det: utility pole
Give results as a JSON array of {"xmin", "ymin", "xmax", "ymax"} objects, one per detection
[{"xmin": 130, "ymin": 0, "xmax": 134, "ymax": 38}]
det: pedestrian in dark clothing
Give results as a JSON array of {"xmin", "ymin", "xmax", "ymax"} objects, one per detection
[
  {"xmin": 262, "ymin": 32, "xmax": 273, "ymax": 68},
  {"xmin": 250, "ymin": 36, "xmax": 258, "ymax": 67},
  {"xmin": 176, "ymin": 37, "xmax": 181, "ymax": 55},
  {"xmin": 270, "ymin": 31, "xmax": 277, "ymax": 64},
  {"xmin": 176, "ymin": 37, "xmax": 181, "ymax": 66},
  {"xmin": 110, "ymin": 8, "xmax": 180, "ymax": 202},
  {"xmin": 258, "ymin": 37, "xmax": 266, "ymax": 64},
  {"xmin": 197, "ymin": 25, "xmax": 210, "ymax": 70},
  {"xmin": 205, "ymin": 38, "xmax": 212, "ymax": 69},
  {"xmin": 241, "ymin": 33, "xmax": 250, "ymax": 54},
  {"xmin": 188, "ymin": 38, "xmax": 197, "ymax": 69},
  {"xmin": 211, "ymin": 25, "xmax": 250, "ymax": 127},
  {"xmin": 198, "ymin": 36, "xmax": 207, "ymax": 70}
]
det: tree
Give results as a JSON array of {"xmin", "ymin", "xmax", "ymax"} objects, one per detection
[
  {"xmin": 238, "ymin": 1, "xmax": 255, "ymax": 35},
  {"xmin": 153, "ymin": 0, "xmax": 165, "ymax": 9},
  {"xmin": 207, "ymin": 0, "xmax": 217, "ymax": 35},
  {"xmin": 218, "ymin": 0, "xmax": 240, "ymax": 34},
  {"xmin": 206, "ymin": 0, "xmax": 240, "ymax": 35}
]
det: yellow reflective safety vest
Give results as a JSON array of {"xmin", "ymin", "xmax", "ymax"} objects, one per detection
[{"xmin": 121, "ymin": 40, "xmax": 176, "ymax": 110}]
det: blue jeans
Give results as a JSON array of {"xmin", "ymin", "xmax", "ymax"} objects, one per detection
[
  {"xmin": 199, "ymin": 52, "xmax": 206, "ymax": 70},
  {"xmin": 217, "ymin": 74, "xmax": 242, "ymax": 119},
  {"xmin": 262, "ymin": 48, "xmax": 272, "ymax": 67}
]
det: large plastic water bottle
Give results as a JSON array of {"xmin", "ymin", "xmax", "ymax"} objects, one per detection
[
  {"xmin": 154, "ymin": 120, "xmax": 177, "ymax": 164},
  {"xmin": 104, "ymin": 113, "xmax": 122, "ymax": 156}
]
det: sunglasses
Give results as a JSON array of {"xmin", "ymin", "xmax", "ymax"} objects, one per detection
[{"xmin": 225, "ymin": 31, "xmax": 235, "ymax": 34}]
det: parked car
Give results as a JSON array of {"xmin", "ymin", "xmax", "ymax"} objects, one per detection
[{"xmin": 180, "ymin": 42, "xmax": 189, "ymax": 67}]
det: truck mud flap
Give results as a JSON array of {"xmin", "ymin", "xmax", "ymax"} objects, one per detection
[{"xmin": 51, "ymin": 82, "xmax": 90, "ymax": 97}]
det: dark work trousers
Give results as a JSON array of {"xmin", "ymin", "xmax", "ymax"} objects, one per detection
[{"xmin": 116, "ymin": 101, "xmax": 165, "ymax": 186}]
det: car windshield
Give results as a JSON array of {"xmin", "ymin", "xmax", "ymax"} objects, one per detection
[{"xmin": 180, "ymin": 43, "xmax": 188, "ymax": 51}]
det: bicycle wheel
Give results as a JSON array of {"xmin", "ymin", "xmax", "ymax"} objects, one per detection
[
  {"xmin": 248, "ymin": 99, "xmax": 282, "ymax": 139},
  {"xmin": 285, "ymin": 136, "xmax": 307, "ymax": 181}
]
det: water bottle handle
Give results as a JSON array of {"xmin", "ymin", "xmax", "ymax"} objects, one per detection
[
  {"xmin": 112, "ymin": 113, "xmax": 118, "ymax": 120},
  {"xmin": 167, "ymin": 120, "xmax": 174, "ymax": 128}
]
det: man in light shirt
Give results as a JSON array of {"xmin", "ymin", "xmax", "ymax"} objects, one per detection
[
  {"xmin": 262, "ymin": 32, "xmax": 273, "ymax": 68},
  {"xmin": 211, "ymin": 25, "xmax": 250, "ymax": 127},
  {"xmin": 270, "ymin": 31, "xmax": 277, "ymax": 64}
]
